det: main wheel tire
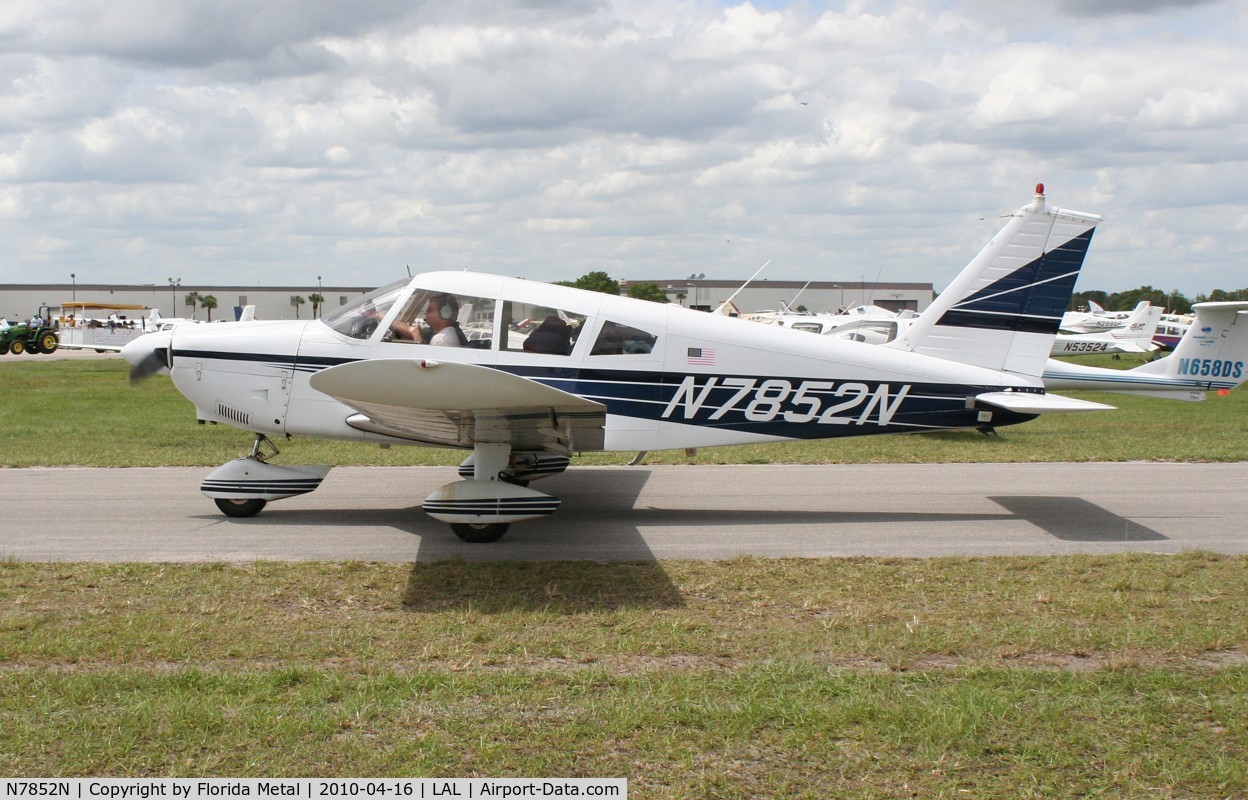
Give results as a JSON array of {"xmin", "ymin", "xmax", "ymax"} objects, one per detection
[
  {"xmin": 9, "ymin": 340, "xmax": 25, "ymax": 355},
  {"xmin": 450, "ymin": 522, "xmax": 510, "ymax": 543},
  {"xmin": 38, "ymin": 333, "xmax": 58, "ymax": 353},
  {"xmin": 214, "ymin": 497, "xmax": 268, "ymax": 518}
]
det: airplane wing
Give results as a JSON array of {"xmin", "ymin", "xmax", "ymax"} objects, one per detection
[
  {"xmin": 975, "ymin": 391, "xmax": 1115, "ymax": 414},
  {"xmin": 55, "ymin": 342, "xmax": 124, "ymax": 352},
  {"xmin": 308, "ymin": 358, "xmax": 606, "ymax": 453}
]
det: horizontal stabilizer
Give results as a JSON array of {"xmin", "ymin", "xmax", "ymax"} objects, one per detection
[{"xmin": 975, "ymin": 391, "xmax": 1115, "ymax": 414}]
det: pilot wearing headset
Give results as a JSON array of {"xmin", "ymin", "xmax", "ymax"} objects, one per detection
[{"xmin": 390, "ymin": 293, "xmax": 463, "ymax": 346}]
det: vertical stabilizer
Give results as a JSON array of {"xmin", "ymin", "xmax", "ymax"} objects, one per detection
[
  {"xmin": 1131, "ymin": 302, "xmax": 1248, "ymax": 388},
  {"xmin": 890, "ymin": 185, "xmax": 1102, "ymax": 378}
]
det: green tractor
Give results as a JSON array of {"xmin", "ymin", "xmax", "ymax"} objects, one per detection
[{"xmin": 0, "ymin": 311, "xmax": 60, "ymax": 356}]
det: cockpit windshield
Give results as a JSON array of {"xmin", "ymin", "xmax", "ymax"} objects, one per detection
[{"xmin": 320, "ymin": 278, "xmax": 410, "ymax": 340}]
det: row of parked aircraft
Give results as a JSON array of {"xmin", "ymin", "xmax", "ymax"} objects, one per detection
[
  {"xmin": 759, "ymin": 295, "xmax": 1178, "ymax": 357},
  {"xmin": 118, "ymin": 184, "xmax": 1248, "ymax": 542}
]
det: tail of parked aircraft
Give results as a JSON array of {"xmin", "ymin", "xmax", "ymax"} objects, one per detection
[
  {"xmin": 1043, "ymin": 302, "xmax": 1248, "ymax": 400},
  {"xmin": 889, "ymin": 184, "xmax": 1102, "ymax": 379},
  {"xmin": 1110, "ymin": 301, "xmax": 1164, "ymax": 352}
]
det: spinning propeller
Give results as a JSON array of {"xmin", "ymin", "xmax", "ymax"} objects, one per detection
[{"xmin": 120, "ymin": 332, "xmax": 173, "ymax": 384}]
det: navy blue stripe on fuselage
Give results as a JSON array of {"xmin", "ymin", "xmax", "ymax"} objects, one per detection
[{"xmin": 171, "ymin": 349, "xmax": 1036, "ymax": 438}]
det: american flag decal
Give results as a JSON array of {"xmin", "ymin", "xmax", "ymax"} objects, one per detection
[{"xmin": 687, "ymin": 347, "xmax": 716, "ymax": 365}]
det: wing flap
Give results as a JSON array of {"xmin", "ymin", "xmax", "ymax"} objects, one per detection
[{"xmin": 310, "ymin": 358, "xmax": 606, "ymax": 452}]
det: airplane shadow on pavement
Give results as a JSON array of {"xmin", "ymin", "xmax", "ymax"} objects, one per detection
[{"xmin": 989, "ymin": 496, "xmax": 1167, "ymax": 542}]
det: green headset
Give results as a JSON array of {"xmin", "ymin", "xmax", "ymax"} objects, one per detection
[{"xmin": 431, "ymin": 294, "xmax": 459, "ymax": 322}]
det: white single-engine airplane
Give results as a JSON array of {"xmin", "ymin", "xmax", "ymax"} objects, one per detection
[
  {"xmin": 1050, "ymin": 301, "xmax": 1161, "ymax": 356},
  {"xmin": 125, "ymin": 185, "xmax": 1144, "ymax": 542}
]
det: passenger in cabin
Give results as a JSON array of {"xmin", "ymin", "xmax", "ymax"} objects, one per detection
[
  {"xmin": 522, "ymin": 315, "xmax": 573, "ymax": 355},
  {"xmin": 391, "ymin": 293, "xmax": 464, "ymax": 347},
  {"xmin": 590, "ymin": 324, "xmax": 624, "ymax": 355}
]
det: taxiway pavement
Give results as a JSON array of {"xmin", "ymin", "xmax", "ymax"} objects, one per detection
[{"xmin": 3, "ymin": 462, "xmax": 1245, "ymax": 563}]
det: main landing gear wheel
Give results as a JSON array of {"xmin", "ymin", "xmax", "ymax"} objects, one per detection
[
  {"xmin": 214, "ymin": 497, "xmax": 268, "ymax": 518},
  {"xmin": 450, "ymin": 522, "xmax": 510, "ymax": 543}
]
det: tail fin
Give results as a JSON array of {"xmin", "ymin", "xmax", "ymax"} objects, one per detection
[
  {"xmin": 1109, "ymin": 301, "xmax": 1163, "ymax": 352},
  {"xmin": 889, "ymin": 184, "xmax": 1102, "ymax": 378}
]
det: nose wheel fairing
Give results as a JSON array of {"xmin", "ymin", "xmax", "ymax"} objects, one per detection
[{"xmin": 201, "ymin": 458, "xmax": 332, "ymax": 503}]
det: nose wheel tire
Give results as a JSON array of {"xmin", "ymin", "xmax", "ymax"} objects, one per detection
[
  {"xmin": 214, "ymin": 497, "xmax": 268, "ymax": 518},
  {"xmin": 450, "ymin": 522, "xmax": 510, "ymax": 543}
]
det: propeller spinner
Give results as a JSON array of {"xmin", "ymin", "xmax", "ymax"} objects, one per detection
[{"xmin": 121, "ymin": 331, "xmax": 173, "ymax": 383}]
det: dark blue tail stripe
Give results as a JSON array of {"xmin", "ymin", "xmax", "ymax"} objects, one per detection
[{"xmin": 937, "ymin": 228, "xmax": 1094, "ymax": 334}]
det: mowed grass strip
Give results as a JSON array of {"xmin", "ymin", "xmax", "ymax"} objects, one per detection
[
  {"xmin": 3, "ymin": 356, "xmax": 1248, "ymax": 466},
  {"xmin": 2, "ymin": 555, "xmax": 1246, "ymax": 796}
]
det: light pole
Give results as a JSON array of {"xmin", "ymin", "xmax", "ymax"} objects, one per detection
[
  {"xmin": 832, "ymin": 284, "xmax": 842, "ymax": 312},
  {"xmin": 168, "ymin": 277, "xmax": 181, "ymax": 317},
  {"xmin": 71, "ymin": 273, "xmax": 77, "ymax": 302}
]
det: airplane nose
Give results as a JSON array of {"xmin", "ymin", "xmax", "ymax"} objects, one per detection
[{"xmin": 122, "ymin": 330, "xmax": 173, "ymax": 383}]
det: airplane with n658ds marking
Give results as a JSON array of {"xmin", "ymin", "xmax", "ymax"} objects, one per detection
[{"xmin": 123, "ymin": 185, "xmax": 1108, "ymax": 542}]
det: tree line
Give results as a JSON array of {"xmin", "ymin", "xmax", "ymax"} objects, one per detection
[{"xmin": 1071, "ymin": 285, "xmax": 1248, "ymax": 315}]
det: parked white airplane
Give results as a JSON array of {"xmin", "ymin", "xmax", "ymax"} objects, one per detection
[
  {"xmin": 751, "ymin": 304, "xmax": 914, "ymax": 336},
  {"xmin": 1060, "ymin": 299, "xmax": 1134, "ymax": 333},
  {"xmin": 1050, "ymin": 301, "xmax": 1162, "ymax": 356},
  {"xmin": 122, "ymin": 185, "xmax": 1109, "ymax": 541},
  {"xmin": 1042, "ymin": 301, "xmax": 1248, "ymax": 400}
]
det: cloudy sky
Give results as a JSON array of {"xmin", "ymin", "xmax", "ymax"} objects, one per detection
[{"xmin": 1, "ymin": 0, "xmax": 1244, "ymax": 297}]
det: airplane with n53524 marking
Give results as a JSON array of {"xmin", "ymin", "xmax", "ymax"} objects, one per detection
[{"xmin": 124, "ymin": 185, "xmax": 1114, "ymax": 542}]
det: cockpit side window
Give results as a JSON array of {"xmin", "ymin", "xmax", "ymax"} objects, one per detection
[
  {"xmin": 321, "ymin": 279, "xmax": 409, "ymax": 340},
  {"xmin": 386, "ymin": 289, "xmax": 496, "ymax": 348},
  {"xmin": 591, "ymin": 321, "xmax": 657, "ymax": 355},
  {"xmin": 501, "ymin": 301, "xmax": 587, "ymax": 356}
]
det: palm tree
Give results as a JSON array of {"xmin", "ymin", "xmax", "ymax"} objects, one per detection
[
  {"xmin": 290, "ymin": 295, "xmax": 306, "ymax": 319},
  {"xmin": 185, "ymin": 291, "xmax": 201, "ymax": 319},
  {"xmin": 308, "ymin": 292, "xmax": 325, "ymax": 318},
  {"xmin": 199, "ymin": 295, "xmax": 218, "ymax": 322}
]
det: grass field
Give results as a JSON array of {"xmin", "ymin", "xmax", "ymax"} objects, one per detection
[
  {"xmin": 2, "ymin": 358, "xmax": 1246, "ymax": 796},
  {"xmin": 3, "ymin": 356, "xmax": 1248, "ymax": 466}
]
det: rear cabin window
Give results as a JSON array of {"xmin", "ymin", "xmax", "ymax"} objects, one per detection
[
  {"xmin": 500, "ymin": 300, "xmax": 587, "ymax": 357},
  {"xmin": 590, "ymin": 321, "xmax": 657, "ymax": 355}
]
